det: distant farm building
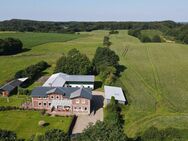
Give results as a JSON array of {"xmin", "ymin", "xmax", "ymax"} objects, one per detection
[
  {"xmin": 104, "ymin": 85, "xmax": 126, "ymax": 104},
  {"xmin": 0, "ymin": 78, "xmax": 28, "ymax": 97},
  {"xmin": 43, "ymin": 73, "xmax": 95, "ymax": 89}
]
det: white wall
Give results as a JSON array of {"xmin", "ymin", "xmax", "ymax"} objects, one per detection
[{"xmin": 67, "ymin": 84, "xmax": 94, "ymax": 89}]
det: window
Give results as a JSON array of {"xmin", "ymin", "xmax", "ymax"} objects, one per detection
[
  {"xmin": 43, "ymin": 103, "xmax": 46, "ymax": 106},
  {"xmin": 85, "ymin": 107, "xmax": 87, "ymax": 110},
  {"xmin": 74, "ymin": 107, "xmax": 77, "ymax": 109},
  {"xmin": 76, "ymin": 99, "xmax": 80, "ymax": 104},
  {"xmin": 88, "ymin": 86, "xmax": 90, "ymax": 88},
  {"xmin": 49, "ymin": 103, "xmax": 51, "ymax": 106},
  {"xmin": 56, "ymin": 96, "xmax": 59, "ymax": 99},
  {"xmin": 38, "ymin": 103, "xmax": 42, "ymax": 106},
  {"xmin": 51, "ymin": 96, "xmax": 54, "ymax": 99},
  {"xmin": 79, "ymin": 107, "xmax": 81, "ymax": 110},
  {"xmin": 82, "ymin": 99, "xmax": 85, "ymax": 104}
]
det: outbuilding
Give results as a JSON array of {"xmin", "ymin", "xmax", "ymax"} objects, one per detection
[
  {"xmin": 0, "ymin": 78, "xmax": 28, "ymax": 97},
  {"xmin": 104, "ymin": 85, "xmax": 126, "ymax": 105}
]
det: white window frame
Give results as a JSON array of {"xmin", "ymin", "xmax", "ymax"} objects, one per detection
[{"xmin": 76, "ymin": 99, "xmax": 80, "ymax": 104}]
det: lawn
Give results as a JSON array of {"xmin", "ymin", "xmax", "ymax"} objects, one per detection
[
  {"xmin": 0, "ymin": 110, "xmax": 73, "ymax": 139},
  {"xmin": 110, "ymin": 30, "xmax": 188, "ymax": 137},
  {"xmin": 0, "ymin": 32, "xmax": 83, "ymax": 48},
  {"xmin": 0, "ymin": 95, "xmax": 30, "ymax": 107}
]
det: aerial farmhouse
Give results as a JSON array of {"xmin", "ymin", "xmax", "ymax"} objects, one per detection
[{"xmin": 31, "ymin": 73, "xmax": 95, "ymax": 115}]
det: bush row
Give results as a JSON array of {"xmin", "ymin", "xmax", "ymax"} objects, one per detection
[{"xmin": 15, "ymin": 61, "xmax": 50, "ymax": 87}]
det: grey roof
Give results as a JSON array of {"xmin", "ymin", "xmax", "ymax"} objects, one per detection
[
  {"xmin": 46, "ymin": 88, "xmax": 66, "ymax": 95},
  {"xmin": 31, "ymin": 87, "xmax": 92, "ymax": 100},
  {"xmin": 104, "ymin": 85, "xmax": 126, "ymax": 102},
  {"xmin": 70, "ymin": 88, "xmax": 92, "ymax": 99},
  {"xmin": 0, "ymin": 79, "xmax": 23, "ymax": 92},
  {"xmin": 43, "ymin": 73, "xmax": 95, "ymax": 87}
]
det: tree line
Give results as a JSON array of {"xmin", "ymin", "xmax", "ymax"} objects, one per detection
[
  {"xmin": 55, "ymin": 46, "xmax": 120, "ymax": 85},
  {"xmin": 1, "ymin": 19, "xmax": 187, "ymax": 44},
  {"xmin": 128, "ymin": 30, "xmax": 162, "ymax": 43},
  {"xmin": 0, "ymin": 38, "xmax": 23, "ymax": 55}
]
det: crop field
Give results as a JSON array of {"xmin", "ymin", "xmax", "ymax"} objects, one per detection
[
  {"xmin": 0, "ymin": 110, "xmax": 73, "ymax": 139},
  {"xmin": 110, "ymin": 30, "xmax": 188, "ymax": 138},
  {"xmin": 0, "ymin": 32, "xmax": 82, "ymax": 48}
]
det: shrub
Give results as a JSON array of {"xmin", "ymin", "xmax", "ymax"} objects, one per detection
[
  {"xmin": 152, "ymin": 35, "xmax": 161, "ymax": 42},
  {"xmin": 141, "ymin": 36, "xmax": 151, "ymax": 42},
  {"xmin": 54, "ymin": 49, "xmax": 92, "ymax": 75},
  {"xmin": 0, "ymin": 38, "xmax": 23, "ymax": 55}
]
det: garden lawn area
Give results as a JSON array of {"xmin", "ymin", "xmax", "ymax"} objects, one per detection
[
  {"xmin": 0, "ymin": 95, "xmax": 29, "ymax": 107},
  {"xmin": 0, "ymin": 32, "xmax": 83, "ymax": 48},
  {"xmin": 0, "ymin": 110, "xmax": 73, "ymax": 139},
  {"xmin": 110, "ymin": 30, "xmax": 188, "ymax": 137}
]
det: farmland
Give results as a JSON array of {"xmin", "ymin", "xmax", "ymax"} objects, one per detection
[
  {"xmin": 0, "ymin": 30, "xmax": 188, "ymax": 138},
  {"xmin": 0, "ymin": 31, "xmax": 104, "ymax": 85},
  {"xmin": 109, "ymin": 30, "xmax": 188, "ymax": 138}
]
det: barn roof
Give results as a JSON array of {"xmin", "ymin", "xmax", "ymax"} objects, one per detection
[
  {"xmin": 43, "ymin": 73, "xmax": 94, "ymax": 87},
  {"xmin": 104, "ymin": 85, "xmax": 126, "ymax": 102},
  {"xmin": 0, "ymin": 78, "xmax": 28, "ymax": 93}
]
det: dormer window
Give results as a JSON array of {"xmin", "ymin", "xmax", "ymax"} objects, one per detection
[
  {"xmin": 56, "ymin": 96, "xmax": 59, "ymax": 99},
  {"xmin": 51, "ymin": 96, "xmax": 54, "ymax": 99}
]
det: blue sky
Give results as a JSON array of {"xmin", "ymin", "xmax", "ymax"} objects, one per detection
[{"xmin": 0, "ymin": 0, "xmax": 188, "ymax": 22}]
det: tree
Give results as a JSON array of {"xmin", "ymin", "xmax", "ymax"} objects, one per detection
[
  {"xmin": 54, "ymin": 49, "xmax": 92, "ymax": 75},
  {"xmin": 76, "ymin": 121, "xmax": 128, "ymax": 141},
  {"xmin": 36, "ymin": 129, "xmax": 69, "ymax": 141},
  {"xmin": 103, "ymin": 36, "xmax": 112, "ymax": 47},
  {"xmin": 0, "ymin": 129, "xmax": 17, "ymax": 141},
  {"xmin": 141, "ymin": 36, "xmax": 151, "ymax": 43},
  {"xmin": 0, "ymin": 38, "xmax": 23, "ymax": 55},
  {"xmin": 99, "ymin": 66, "xmax": 117, "ymax": 85},
  {"xmin": 183, "ymin": 35, "xmax": 188, "ymax": 44},
  {"xmin": 152, "ymin": 35, "xmax": 161, "ymax": 42},
  {"xmin": 92, "ymin": 47, "xmax": 119, "ymax": 74}
]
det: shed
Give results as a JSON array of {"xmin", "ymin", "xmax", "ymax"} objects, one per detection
[{"xmin": 104, "ymin": 85, "xmax": 126, "ymax": 104}]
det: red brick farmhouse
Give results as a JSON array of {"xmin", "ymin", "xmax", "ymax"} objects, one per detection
[{"xmin": 31, "ymin": 73, "xmax": 94, "ymax": 115}]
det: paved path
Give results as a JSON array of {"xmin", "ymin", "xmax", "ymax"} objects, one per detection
[{"xmin": 72, "ymin": 91, "xmax": 104, "ymax": 134}]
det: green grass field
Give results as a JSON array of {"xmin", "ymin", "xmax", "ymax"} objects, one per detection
[
  {"xmin": 0, "ymin": 30, "xmax": 188, "ymax": 139},
  {"xmin": 109, "ymin": 30, "xmax": 188, "ymax": 138},
  {"xmin": 0, "ymin": 32, "xmax": 82, "ymax": 48},
  {"xmin": 0, "ymin": 110, "xmax": 73, "ymax": 139},
  {"xmin": 0, "ymin": 31, "xmax": 105, "ymax": 85}
]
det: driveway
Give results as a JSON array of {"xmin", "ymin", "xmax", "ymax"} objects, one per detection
[{"xmin": 72, "ymin": 91, "xmax": 104, "ymax": 134}]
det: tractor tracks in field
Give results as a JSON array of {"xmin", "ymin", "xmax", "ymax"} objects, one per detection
[{"xmin": 145, "ymin": 46, "xmax": 177, "ymax": 111}]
